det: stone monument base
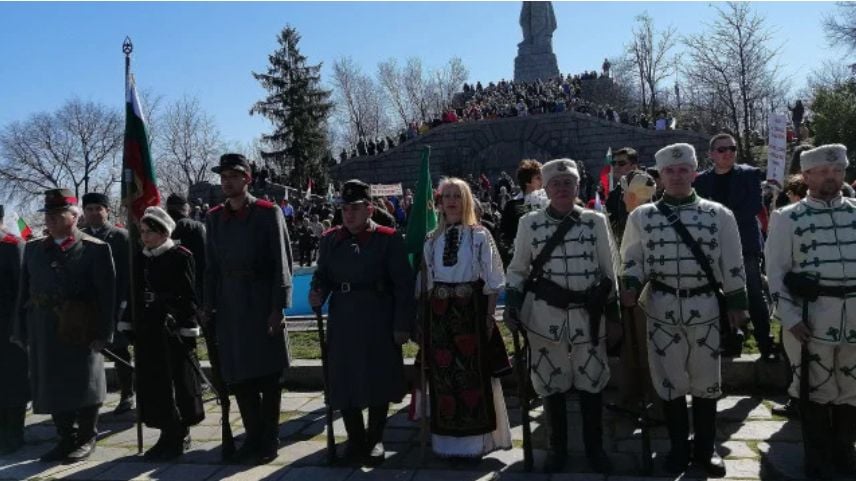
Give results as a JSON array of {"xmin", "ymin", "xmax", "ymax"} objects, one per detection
[{"xmin": 514, "ymin": 51, "xmax": 559, "ymax": 83}]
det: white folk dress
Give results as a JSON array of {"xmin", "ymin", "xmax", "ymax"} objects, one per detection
[{"xmin": 420, "ymin": 224, "xmax": 512, "ymax": 457}]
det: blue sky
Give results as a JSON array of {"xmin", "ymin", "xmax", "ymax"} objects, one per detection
[{"xmin": 0, "ymin": 1, "xmax": 844, "ymax": 147}]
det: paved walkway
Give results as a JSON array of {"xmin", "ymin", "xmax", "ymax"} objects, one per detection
[{"xmin": 0, "ymin": 389, "xmax": 846, "ymax": 480}]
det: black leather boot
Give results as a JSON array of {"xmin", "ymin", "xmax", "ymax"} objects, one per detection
[
  {"xmin": 692, "ymin": 397, "xmax": 725, "ymax": 477},
  {"xmin": 66, "ymin": 405, "xmax": 99, "ymax": 462},
  {"xmin": 661, "ymin": 396, "xmax": 690, "ymax": 474},
  {"xmin": 831, "ymin": 403, "xmax": 856, "ymax": 476},
  {"xmin": 542, "ymin": 392, "xmax": 568, "ymax": 473},
  {"xmin": 579, "ymin": 391, "xmax": 611, "ymax": 474},
  {"xmin": 0, "ymin": 405, "xmax": 26, "ymax": 455},
  {"xmin": 256, "ymin": 383, "xmax": 282, "ymax": 464},
  {"xmin": 40, "ymin": 411, "xmax": 77, "ymax": 462},
  {"xmin": 341, "ymin": 409, "xmax": 367, "ymax": 462},
  {"xmin": 802, "ymin": 401, "xmax": 835, "ymax": 479},
  {"xmin": 365, "ymin": 405, "xmax": 389, "ymax": 466},
  {"xmin": 233, "ymin": 389, "xmax": 262, "ymax": 464}
]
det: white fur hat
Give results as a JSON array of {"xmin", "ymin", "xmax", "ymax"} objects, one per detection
[
  {"xmin": 800, "ymin": 144, "xmax": 848, "ymax": 173},
  {"xmin": 141, "ymin": 206, "xmax": 176, "ymax": 235},
  {"xmin": 541, "ymin": 158, "xmax": 580, "ymax": 185},
  {"xmin": 655, "ymin": 143, "xmax": 698, "ymax": 171}
]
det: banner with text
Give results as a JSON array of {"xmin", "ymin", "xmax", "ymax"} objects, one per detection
[
  {"xmin": 370, "ymin": 183, "xmax": 403, "ymax": 197},
  {"xmin": 766, "ymin": 113, "xmax": 788, "ymax": 186}
]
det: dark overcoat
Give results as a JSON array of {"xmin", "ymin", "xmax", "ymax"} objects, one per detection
[
  {"xmin": 204, "ymin": 195, "xmax": 293, "ymax": 385},
  {"xmin": 171, "ymin": 215, "xmax": 206, "ymax": 303},
  {"xmin": 0, "ymin": 233, "xmax": 28, "ymax": 407},
  {"xmin": 313, "ymin": 222, "xmax": 414, "ymax": 410},
  {"xmin": 133, "ymin": 244, "xmax": 204, "ymax": 429},
  {"xmin": 13, "ymin": 230, "xmax": 115, "ymax": 414}
]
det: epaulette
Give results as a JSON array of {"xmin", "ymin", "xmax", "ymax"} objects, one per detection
[
  {"xmin": 80, "ymin": 234, "xmax": 106, "ymax": 245},
  {"xmin": 255, "ymin": 199, "xmax": 276, "ymax": 209},
  {"xmin": 1, "ymin": 233, "xmax": 22, "ymax": 245},
  {"xmin": 208, "ymin": 204, "xmax": 224, "ymax": 214},
  {"xmin": 322, "ymin": 226, "xmax": 341, "ymax": 237},
  {"xmin": 375, "ymin": 225, "xmax": 396, "ymax": 236},
  {"xmin": 175, "ymin": 245, "xmax": 193, "ymax": 257}
]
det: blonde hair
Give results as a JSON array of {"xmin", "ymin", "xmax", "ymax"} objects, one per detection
[{"xmin": 431, "ymin": 177, "xmax": 478, "ymax": 239}]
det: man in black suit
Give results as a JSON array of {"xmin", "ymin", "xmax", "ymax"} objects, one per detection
[
  {"xmin": 694, "ymin": 133, "xmax": 774, "ymax": 361},
  {"xmin": 166, "ymin": 194, "xmax": 206, "ymax": 302}
]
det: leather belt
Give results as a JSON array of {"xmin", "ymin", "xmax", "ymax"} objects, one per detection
[
  {"xmin": 817, "ymin": 285, "xmax": 856, "ymax": 298},
  {"xmin": 650, "ymin": 279, "xmax": 716, "ymax": 298}
]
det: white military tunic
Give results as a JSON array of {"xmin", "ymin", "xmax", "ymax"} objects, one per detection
[
  {"xmin": 506, "ymin": 207, "xmax": 619, "ymax": 396},
  {"xmin": 620, "ymin": 192, "xmax": 747, "ymax": 401},
  {"xmin": 766, "ymin": 195, "xmax": 856, "ymax": 406}
]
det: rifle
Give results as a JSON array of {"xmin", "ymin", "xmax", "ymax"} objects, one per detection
[
  {"xmin": 199, "ymin": 311, "xmax": 235, "ymax": 460},
  {"xmin": 417, "ymin": 259, "xmax": 430, "ymax": 466},
  {"xmin": 313, "ymin": 305, "xmax": 337, "ymax": 465},
  {"xmin": 101, "ymin": 346, "xmax": 142, "ymax": 454},
  {"xmin": 510, "ymin": 324, "xmax": 533, "ymax": 472},
  {"xmin": 622, "ymin": 305, "xmax": 653, "ymax": 475}
]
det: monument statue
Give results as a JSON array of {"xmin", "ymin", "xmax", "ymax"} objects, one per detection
[{"xmin": 514, "ymin": 1, "xmax": 560, "ymax": 83}]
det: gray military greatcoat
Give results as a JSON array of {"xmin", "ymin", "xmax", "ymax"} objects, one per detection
[
  {"xmin": 13, "ymin": 229, "xmax": 116, "ymax": 414},
  {"xmin": 204, "ymin": 195, "xmax": 293, "ymax": 385}
]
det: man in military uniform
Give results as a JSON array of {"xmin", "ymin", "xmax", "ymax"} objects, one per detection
[
  {"xmin": 309, "ymin": 179, "xmax": 413, "ymax": 465},
  {"xmin": 12, "ymin": 189, "xmax": 115, "ymax": 462},
  {"xmin": 505, "ymin": 158, "xmax": 621, "ymax": 473},
  {"xmin": 0, "ymin": 205, "xmax": 27, "ymax": 454},
  {"xmin": 766, "ymin": 144, "xmax": 856, "ymax": 478},
  {"xmin": 620, "ymin": 144, "xmax": 748, "ymax": 477},
  {"xmin": 204, "ymin": 153, "xmax": 293, "ymax": 464},
  {"xmin": 81, "ymin": 192, "xmax": 133, "ymax": 414},
  {"xmin": 166, "ymin": 193, "xmax": 206, "ymax": 301}
]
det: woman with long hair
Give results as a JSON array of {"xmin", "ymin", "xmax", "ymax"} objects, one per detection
[
  {"xmin": 121, "ymin": 207, "xmax": 205, "ymax": 460},
  {"xmin": 418, "ymin": 177, "xmax": 511, "ymax": 460}
]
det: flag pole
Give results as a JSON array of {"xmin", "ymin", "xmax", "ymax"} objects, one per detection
[{"xmin": 122, "ymin": 36, "xmax": 144, "ymax": 455}]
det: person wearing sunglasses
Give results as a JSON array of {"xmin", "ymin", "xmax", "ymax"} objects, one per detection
[
  {"xmin": 694, "ymin": 133, "xmax": 776, "ymax": 362},
  {"xmin": 605, "ymin": 147, "xmax": 640, "ymax": 241}
]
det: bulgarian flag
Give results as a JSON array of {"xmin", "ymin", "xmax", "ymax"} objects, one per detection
[
  {"xmin": 305, "ymin": 178, "xmax": 313, "ymax": 199},
  {"xmin": 5, "ymin": 212, "xmax": 32, "ymax": 240},
  {"xmin": 405, "ymin": 146, "xmax": 438, "ymax": 267},
  {"xmin": 121, "ymin": 71, "xmax": 159, "ymax": 221}
]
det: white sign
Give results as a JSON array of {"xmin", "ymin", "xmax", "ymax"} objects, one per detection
[
  {"xmin": 766, "ymin": 113, "xmax": 788, "ymax": 186},
  {"xmin": 370, "ymin": 183, "xmax": 403, "ymax": 197}
]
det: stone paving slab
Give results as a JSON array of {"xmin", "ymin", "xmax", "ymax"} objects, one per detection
[{"xmin": 2, "ymin": 391, "xmax": 844, "ymax": 481}]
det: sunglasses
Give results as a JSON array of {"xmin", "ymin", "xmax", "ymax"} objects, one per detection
[
  {"xmin": 715, "ymin": 146, "xmax": 738, "ymax": 153},
  {"xmin": 611, "ymin": 160, "xmax": 630, "ymax": 167}
]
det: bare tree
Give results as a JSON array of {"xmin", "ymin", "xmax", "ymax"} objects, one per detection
[
  {"xmin": 824, "ymin": 2, "xmax": 856, "ymax": 53},
  {"xmin": 626, "ymin": 12, "xmax": 678, "ymax": 117},
  {"xmin": 683, "ymin": 2, "xmax": 781, "ymax": 163},
  {"xmin": 331, "ymin": 57, "xmax": 390, "ymax": 146},
  {"xmin": 378, "ymin": 58, "xmax": 412, "ymax": 127},
  {"xmin": 429, "ymin": 57, "xmax": 469, "ymax": 116},
  {"xmin": 403, "ymin": 57, "xmax": 431, "ymax": 123},
  {"xmin": 155, "ymin": 95, "xmax": 223, "ymax": 196},
  {"xmin": 0, "ymin": 98, "xmax": 122, "ymax": 206}
]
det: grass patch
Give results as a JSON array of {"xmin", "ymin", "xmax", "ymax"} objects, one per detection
[{"xmin": 191, "ymin": 316, "xmax": 779, "ymax": 360}]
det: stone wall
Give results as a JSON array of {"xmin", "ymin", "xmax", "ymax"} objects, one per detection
[{"xmin": 330, "ymin": 110, "xmax": 711, "ymax": 187}]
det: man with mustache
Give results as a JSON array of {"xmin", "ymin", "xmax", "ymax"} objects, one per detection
[{"xmin": 765, "ymin": 144, "xmax": 856, "ymax": 479}]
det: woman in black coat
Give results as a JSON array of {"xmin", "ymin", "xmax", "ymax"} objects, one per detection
[{"xmin": 120, "ymin": 207, "xmax": 204, "ymax": 460}]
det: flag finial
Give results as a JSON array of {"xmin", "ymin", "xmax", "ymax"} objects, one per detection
[{"xmin": 122, "ymin": 37, "xmax": 133, "ymax": 56}]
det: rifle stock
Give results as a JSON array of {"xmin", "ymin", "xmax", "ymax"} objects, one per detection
[
  {"xmin": 623, "ymin": 305, "xmax": 653, "ymax": 475},
  {"xmin": 199, "ymin": 313, "xmax": 235, "ymax": 460},
  {"xmin": 313, "ymin": 306, "xmax": 337, "ymax": 465},
  {"xmin": 511, "ymin": 326, "xmax": 533, "ymax": 472}
]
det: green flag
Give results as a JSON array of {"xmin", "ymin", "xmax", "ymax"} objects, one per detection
[
  {"xmin": 405, "ymin": 147, "xmax": 437, "ymax": 267},
  {"xmin": 121, "ymin": 72, "xmax": 160, "ymax": 221}
]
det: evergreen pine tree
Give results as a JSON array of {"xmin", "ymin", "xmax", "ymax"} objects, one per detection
[{"xmin": 251, "ymin": 26, "xmax": 333, "ymax": 190}]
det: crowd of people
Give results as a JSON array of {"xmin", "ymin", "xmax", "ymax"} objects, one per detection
[{"xmin": 1, "ymin": 137, "xmax": 855, "ymax": 479}]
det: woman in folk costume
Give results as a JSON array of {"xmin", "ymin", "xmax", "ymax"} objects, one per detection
[
  {"xmin": 419, "ymin": 177, "xmax": 512, "ymax": 459},
  {"xmin": 119, "ymin": 207, "xmax": 205, "ymax": 460}
]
